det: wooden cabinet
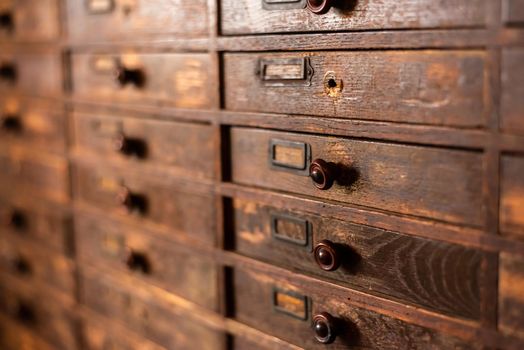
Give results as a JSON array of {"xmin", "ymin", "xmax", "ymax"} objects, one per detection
[{"xmin": 2, "ymin": 1, "xmax": 524, "ymax": 349}]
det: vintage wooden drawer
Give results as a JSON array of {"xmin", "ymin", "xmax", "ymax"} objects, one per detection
[
  {"xmin": 232, "ymin": 198, "xmax": 483, "ymax": 320},
  {"xmin": 73, "ymin": 112, "xmax": 215, "ymax": 179},
  {"xmin": 500, "ymin": 154, "xmax": 524, "ymax": 239},
  {"xmin": 73, "ymin": 162, "xmax": 216, "ymax": 245},
  {"xmin": 0, "ymin": 237, "xmax": 75, "ymax": 297},
  {"xmin": 230, "ymin": 128, "xmax": 483, "ymax": 226},
  {"xmin": 0, "ymin": 279, "xmax": 78, "ymax": 349},
  {"xmin": 0, "ymin": 148, "xmax": 69, "ymax": 203},
  {"xmin": 82, "ymin": 317, "xmax": 166, "ymax": 350},
  {"xmin": 67, "ymin": 0, "xmax": 208, "ymax": 41},
  {"xmin": 232, "ymin": 268, "xmax": 482, "ymax": 349},
  {"xmin": 0, "ymin": 0, "xmax": 60, "ymax": 42},
  {"xmin": 71, "ymin": 51, "xmax": 216, "ymax": 109},
  {"xmin": 0, "ymin": 197, "xmax": 72, "ymax": 254},
  {"xmin": 80, "ymin": 271, "xmax": 225, "ymax": 350},
  {"xmin": 0, "ymin": 51, "xmax": 62, "ymax": 97},
  {"xmin": 0, "ymin": 96, "xmax": 66, "ymax": 153},
  {"xmin": 220, "ymin": 0, "xmax": 487, "ymax": 35},
  {"xmin": 503, "ymin": 0, "xmax": 524, "ymax": 25},
  {"xmin": 501, "ymin": 49, "xmax": 524, "ymax": 134},
  {"xmin": 0, "ymin": 313, "xmax": 54, "ymax": 350},
  {"xmin": 76, "ymin": 213, "xmax": 219, "ymax": 310},
  {"xmin": 224, "ymin": 51, "xmax": 486, "ymax": 127},
  {"xmin": 499, "ymin": 253, "xmax": 524, "ymax": 339}
]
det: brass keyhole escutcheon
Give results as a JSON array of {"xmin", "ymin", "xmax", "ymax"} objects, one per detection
[{"xmin": 323, "ymin": 71, "xmax": 343, "ymax": 98}]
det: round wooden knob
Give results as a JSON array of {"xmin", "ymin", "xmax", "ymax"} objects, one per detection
[
  {"xmin": 309, "ymin": 159, "xmax": 336, "ymax": 190},
  {"xmin": 124, "ymin": 249, "xmax": 151, "ymax": 274},
  {"xmin": 307, "ymin": 0, "xmax": 334, "ymax": 14},
  {"xmin": 116, "ymin": 186, "xmax": 133, "ymax": 211},
  {"xmin": 0, "ymin": 12, "xmax": 13, "ymax": 30},
  {"xmin": 0, "ymin": 63, "xmax": 17, "ymax": 82},
  {"xmin": 115, "ymin": 66, "xmax": 145, "ymax": 87},
  {"xmin": 313, "ymin": 240, "xmax": 340, "ymax": 271},
  {"xmin": 4, "ymin": 209, "xmax": 27, "ymax": 231},
  {"xmin": 112, "ymin": 133, "xmax": 130, "ymax": 153},
  {"xmin": 313, "ymin": 312, "xmax": 337, "ymax": 344},
  {"xmin": 1, "ymin": 115, "xmax": 22, "ymax": 132},
  {"xmin": 14, "ymin": 301, "xmax": 35, "ymax": 325},
  {"xmin": 11, "ymin": 255, "xmax": 31, "ymax": 275}
]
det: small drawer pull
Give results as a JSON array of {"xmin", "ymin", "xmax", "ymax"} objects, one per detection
[
  {"xmin": 14, "ymin": 301, "xmax": 36, "ymax": 325},
  {"xmin": 0, "ymin": 63, "xmax": 17, "ymax": 82},
  {"xmin": 0, "ymin": 114, "xmax": 22, "ymax": 133},
  {"xmin": 124, "ymin": 249, "xmax": 151, "ymax": 275},
  {"xmin": 0, "ymin": 11, "xmax": 14, "ymax": 31},
  {"xmin": 112, "ymin": 133, "xmax": 147, "ymax": 158},
  {"xmin": 309, "ymin": 159, "xmax": 337, "ymax": 190},
  {"xmin": 313, "ymin": 312, "xmax": 337, "ymax": 344},
  {"xmin": 116, "ymin": 186, "xmax": 148, "ymax": 215},
  {"xmin": 3, "ymin": 209, "xmax": 27, "ymax": 231},
  {"xmin": 313, "ymin": 240, "xmax": 340, "ymax": 271},
  {"xmin": 11, "ymin": 255, "xmax": 32, "ymax": 276},
  {"xmin": 306, "ymin": 0, "xmax": 334, "ymax": 14},
  {"xmin": 115, "ymin": 65, "xmax": 145, "ymax": 88}
]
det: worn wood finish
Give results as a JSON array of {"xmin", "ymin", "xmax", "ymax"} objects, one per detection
[
  {"xmin": 0, "ymin": 236, "xmax": 75, "ymax": 297},
  {"xmin": 220, "ymin": 0, "xmax": 487, "ymax": 35},
  {"xmin": 71, "ymin": 51, "xmax": 217, "ymax": 109},
  {"xmin": 501, "ymin": 49, "xmax": 524, "ymax": 134},
  {"xmin": 503, "ymin": 0, "xmax": 524, "ymax": 25},
  {"xmin": 0, "ymin": 51, "xmax": 63, "ymax": 97},
  {"xmin": 500, "ymin": 154, "xmax": 524, "ymax": 239},
  {"xmin": 0, "ymin": 0, "xmax": 60, "ymax": 42},
  {"xmin": 500, "ymin": 253, "xmax": 524, "ymax": 340},
  {"xmin": 72, "ymin": 161, "xmax": 217, "ymax": 246},
  {"xmin": 0, "ymin": 146, "xmax": 69, "ymax": 204},
  {"xmin": 232, "ymin": 268, "xmax": 483, "ymax": 349},
  {"xmin": 79, "ymin": 269, "xmax": 225, "ymax": 350},
  {"xmin": 232, "ymin": 198, "xmax": 483, "ymax": 320},
  {"xmin": 76, "ymin": 213, "xmax": 219, "ymax": 310},
  {"xmin": 224, "ymin": 51, "xmax": 487, "ymax": 127},
  {"xmin": 67, "ymin": 0, "xmax": 208, "ymax": 42},
  {"xmin": 231, "ymin": 127, "xmax": 484, "ymax": 226},
  {"xmin": 0, "ymin": 96, "xmax": 66, "ymax": 153},
  {"xmin": 73, "ymin": 112, "xmax": 216, "ymax": 179},
  {"xmin": 0, "ymin": 312, "xmax": 54, "ymax": 350}
]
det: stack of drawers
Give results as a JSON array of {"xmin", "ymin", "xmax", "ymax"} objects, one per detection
[{"xmin": 1, "ymin": 0, "xmax": 524, "ymax": 349}]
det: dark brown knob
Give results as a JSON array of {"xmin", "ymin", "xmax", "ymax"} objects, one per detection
[
  {"xmin": 1, "ymin": 114, "xmax": 22, "ymax": 133},
  {"xmin": 313, "ymin": 312, "xmax": 337, "ymax": 344},
  {"xmin": 313, "ymin": 240, "xmax": 340, "ymax": 271},
  {"xmin": 124, "ymin": 249, "xmax": 151, "ymax": 274},
  {"xmin": 115, "ymin": 66, "xmax": 145, "ymax": 87},
  {"xmin": 307, "ymin": 0, "xmax": 334, "ymax": 14},
  {"xmin": 116, "ymin": 187, "xmax": 147, "ymax": 214},
  {"xmin": 0, "ymin": 11, "xmax": 14, "ymax": 31},
  {"xmin": 309, "ymin": 159, "xmax": 336, "ymax": 190},
  {"xmin": 0, "ymin": 63, "xmax": 17, "ymax": 82},
  {"xmin": 14, "ymin": 301, "xmax": 35, "ymax": 325},
  {"xmin": 11, "ymin": 255, "xmax": 32, "ymax": 275},
  {"xmin": 3, "ymin": 209, "xmax": 27, "ymax": 231},
  {"xmin": 112, "ymin": 133, "xmax": 147, "ymax": 158}
]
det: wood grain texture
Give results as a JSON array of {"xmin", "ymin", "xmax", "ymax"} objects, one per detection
[
  {"xmin": 75, "ymin": 212, "xmax": 219, "ymax": 311},
  {"xmin": 67, "ymin": 0, "xmax": 209, "ymax": 42},
  {"xmin": 80, "ymin": 269, "xmax": 225, "ymax": 350},
  {"xmin": 230, "ymin": 128, "xmax": 484, "ymax": 226},
  {"xmin": 220, "ymin": 0, "xmax": 487, "ymax": 35},
  {"xmin": 501, "ymin": 49, "xmax": 524, "ymax": 134},
  {"xmin": 233, "ymin": 199, "xmax": 482, "ymax": 320},
  {"xmin": 503, "ymin": 0, "xmax": 524, "ymax": 25},
  {"xmin": 72, "ymin": 160, "xmax": 217, "ymax": 246},
  {"xmin": 72, "ymin": 112, "xmax": 216, "ymax": 180},
  {"xmin": 500, "ymin": 253, "xmax": 524, "ymax": 339},
  {"xmin": 71, "ymin": 51, "xmax": 217, "ymax": 109},
  {"xmin": 224, "ymin": 51, "xmax": 487, "ymax": 127},
  {"xmin": 233, "ymin": 268, "xmax": 483, "ymax": 349},
  {"xmin": 500, "ymin": 155, "xmax": 524, "ymax": 239}
]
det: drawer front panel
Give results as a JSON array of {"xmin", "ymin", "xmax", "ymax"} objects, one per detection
[
  {"xmin": 224, "ymin": 51, "xmax": 486, "ymax": 127},
  {"xmin": 0, "ymin": 314, "xmax": 54, "ymax": 350},
  {"xmin": 0, "ymin": 198, "xmax": 71, "ymax": 254},
  {"xmin": 500, "ymin": 253, "xmax": 524, "ymax": 339},
  {"xmin": 73, "ymin": 163, "xmax": 216, "ymax": 245},
  {"xmin": 233, "ymin": 199, "xmax": 482, "ymax": 320},
  {"xmin": 1, "ymin": 97, "xmax": 66, "ymax": 153},
  {"xmin": 0, "ymin": 0, "xmax": 60, "ymax": 42},
  {"xmin": 220, "ymin": 0, "xmax": 486, "ymax": 35},
  {"xmin": 68, "ymin": 0, "xmax": 208, "ymax": 41},
  {"xmin": 0, "ymin": 52, "xmax": 62, "ymax": 97},
  {"xmin": 230, "ymin": 128, "xmax": 483, "ymax": 226},
  {"xmin": 0, "ymin": 280, "xmax": 77, "ymax": 349},
  {"xmin": 73, "ymin": 113, "xmax": 215, "ymax": 179},
  {"xmin": 0, "ymin": 149, "xmax": 69, "ymax": 203},
  {"xmin": 72, "ymin": 52, "xmax": 216, "ymax": 109},
  {"xmin": 503, "ymin": 0, "xmax": 524, "ymax": 24},
  {"xmin": 0, "ymin": 238, "xmax": 75, "ymax": 296},
  {"xmin": 233, "ymin": 269, "xmax": 482, "ymax": 349},
  {"xmin": 81, "ymin": 272, "xmax": 224, "ymax": 350},
  {"xmin": 76, "ymin": 214, "xmax": 219, "ymax": 310},
  {"xmin": 501, "ymin": 49, "xmax": 524, "ymax": 134},
  {"xmin": 500, "ymin": 155, "xmax": 524, "ymax": 239}
]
